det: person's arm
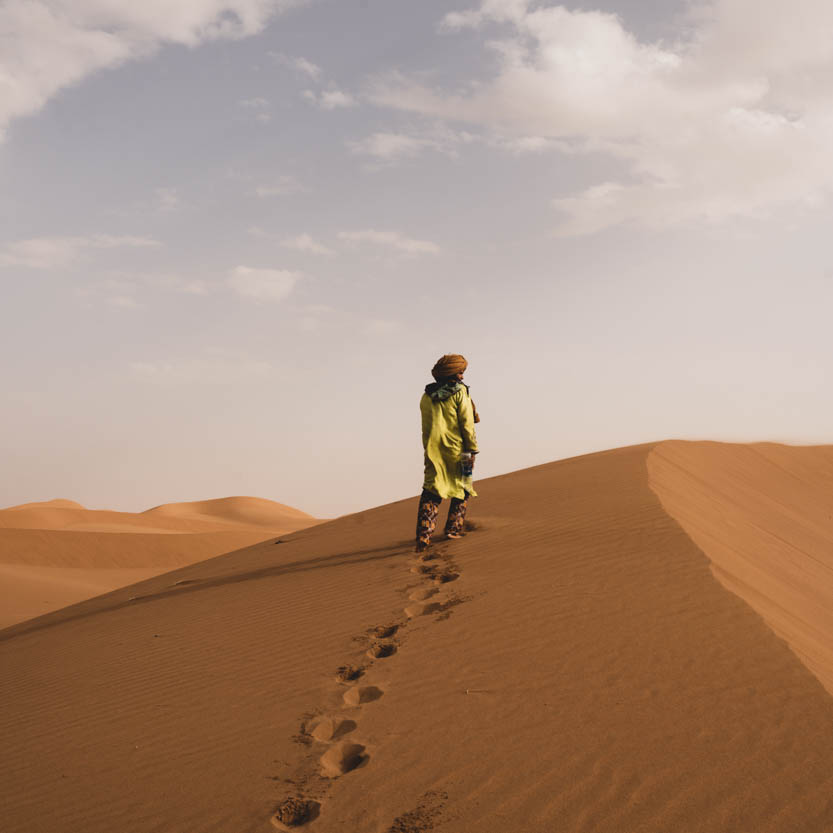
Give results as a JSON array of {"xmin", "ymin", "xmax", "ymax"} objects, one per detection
[{"xmin": 457, "ymin": 391, "xmax": 479, "ymax": 455}]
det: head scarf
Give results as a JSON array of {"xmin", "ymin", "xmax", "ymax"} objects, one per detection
[
  {"xmin": 429, "ymin": 353, "xmax": 480, "ymax": 422},
  {"xmin": 431, "ymin": 354, "xmax": 468, "ymax": 381}
]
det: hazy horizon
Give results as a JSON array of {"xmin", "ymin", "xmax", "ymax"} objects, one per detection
[{"xmin": 3, "ymin": 0, "xmax": 833, "ymax": 517}]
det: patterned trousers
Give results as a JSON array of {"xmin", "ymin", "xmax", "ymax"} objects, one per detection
[{"xmin": 415, "ymin": 489, "xmax": 469, "ymax": 550}]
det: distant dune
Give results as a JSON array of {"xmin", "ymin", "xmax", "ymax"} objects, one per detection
[
  {"xmin": 144, "ymin": 495, "xmax": 314, "ymax": 529},
  {"xmin": 0, "ymin": 496, "xmax": 319, "ymax": 627},
  {"xmin": 4, "ymin": 498, "xmax": 87, "ymax": 511},
  {"xmin": 3, "ymin": 442, "xmax": 833, "ymax": 833}
]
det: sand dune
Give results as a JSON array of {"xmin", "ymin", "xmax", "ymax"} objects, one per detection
[
  {"xmin": 4, "ymin": 498, "xmax": 86, "ymax": 511},
  {"xmin": 3, "ymin": 442, "xmax": 833, "ymax": 832},
  {"xmin": 144, "ymin": 496, "xmax": 314, "ymax": 529},
  {"xmin": 649, "ymin": 441, "xmax": 833, "ymax": 694},
  {"xmin": 0, "ymin": 495, "xmax": 315, "ymax": 534},
  {"xmin": 0, "ymin": 497, "xmax": 319, "ymax": 627}
]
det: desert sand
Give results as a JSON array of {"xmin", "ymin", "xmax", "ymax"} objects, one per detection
[
  {"xmin": 3, "ymin": 441, "xmax": 833, "ymax": 832},
  {"xmin": 0, "ymin": 497, "xmax": 318, "ymax": 627}
]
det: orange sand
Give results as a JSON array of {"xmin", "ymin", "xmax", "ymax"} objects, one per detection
[
  {"xmin": 0, "ymin": 497, "xmax": 319, "ymax": 627},
  {"xmin": 3, "ymin": 442, "xmax": 833, "ymax": 833},
  {"xmin": 649, "ymin": 441, "xmax": 833, "ymax": 694}
]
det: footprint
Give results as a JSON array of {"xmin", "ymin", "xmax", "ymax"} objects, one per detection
[
  {"xmin": 372, "ymin": 624, "xmax": 399, "ymax": 639},
  {"xmin": 343, "ymin": 685, "xmax": 384, "ymax": 706},
  {"xmin": 367, "ymin": 642, "xmax": 397, "ymax": 659},
  {"xmin": 335, "ymin": 665, "xmax": 364, "ymax": 683},
  {"xmin": 410, "ymin": 564, "xmax": 436, "ymax": 576},
  {"xmin": 270, "ymin": 797, "xmax": 320, "ymax": 830},
  {"xmin": 404, "ymin": 601, "xmax": 442, "ymax": 618},
  {"xmin": 435, "ymin": 570, "xmax": 459, "ymax": 584},
  {"xmin": 408, "ymin": 587, "xmax": 438, "ymax": 601},
  {"xmin": 308, "ymin": 716, "xmax": 357, "ymax": 742},
  {"xmin": 320, "ymin": 741, "xmax": 367, "ymax": 777}
]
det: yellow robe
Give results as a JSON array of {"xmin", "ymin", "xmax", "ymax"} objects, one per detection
[{"xmin": 420, "ymin": 385, "xmax": 479, "ymax": 499}]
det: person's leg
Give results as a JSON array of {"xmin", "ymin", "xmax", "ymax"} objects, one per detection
[
  {"xmin": 444, "ymin": 493, "xmax": 469, "ymax": 538},
  {"xmin": 416, "ymin": 490, "xmax": 442, "ymax": 551}
]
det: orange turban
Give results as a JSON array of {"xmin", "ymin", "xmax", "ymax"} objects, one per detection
[{"xmin": 431, "ymin": 354, "xmax": 468, "ymax": 381}]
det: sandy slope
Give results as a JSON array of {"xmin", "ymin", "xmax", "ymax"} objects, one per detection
[
  {"xmin": 0, "ymin": 497, "xmax": 319, "ymax": 627},
  {"xmin": 3, "ymin": 443, "xmax": 833, "ymax": 833},
  {"xmin": 649, "ymin": 441, "xmax": 833, "ymax": 694}
]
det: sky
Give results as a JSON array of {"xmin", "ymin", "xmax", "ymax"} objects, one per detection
[{"xmin": 2, "ymin": 0, "xmax": 833, "ymax": 518}]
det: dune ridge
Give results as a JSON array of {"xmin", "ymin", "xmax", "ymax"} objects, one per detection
[
  {"xmin": 649, "ymin": 440, "xmax": 833, "ymax": 695},
  {"xmin": 4, "ymin": 442, "xmax": 833, "ymax": 832},
  {"xmin": 144, "ymin": 496, "xmax": 313, "ymax": 528}
]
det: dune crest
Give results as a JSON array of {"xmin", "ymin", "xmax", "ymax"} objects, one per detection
[
  {"xmin": 3, "ymin": 498, "xmax": 86, "ymax": 511},
  {"xmin": 143, "ymin": 495, "xmax": 314, "ymax": 528},
  {"xmin": 649, "ymin": 440, "xmax": 833, "ymax": 695}
]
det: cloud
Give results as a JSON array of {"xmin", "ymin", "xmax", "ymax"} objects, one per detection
[
  {"xmin": 155, "ymin": 187, "xmax": 180, "ymax": 211},
  {"xmin": 337, "ymin": 229, "xmax": 440, "ymax": 255},
  {"xmin": 349, "ymin": 126, "xmax": 476, "ymax": 164},
  {"xmin": 239, "ymin": 96, "xmax": 271, "ymax": 122},
  {"xmin": 303, "ymin": 88, "xmax": 356, "ymax": 110},
  {"xmin": 280, "ymin": 234, "xmax": 333, "ymax": 255},
  {"xmin": 227, "ymin": 265, "xmax": 299, "ymax": 301},
  {"xmin": 0, "ymin": 234, "xmax": 159, "ymax": 269},
  {"xmin": 496, "ymin": 135, "xmax": 563, "ymax": 154},
  {"xmin": 0, "ymin": 0, "xmax": 305, "ymax": 139},
  {"xmin": 252, "ymin": 175, "xmax": 303, "ymax": 197},
  {"xmin": 364, "ymin": 318, "xmax": 400, "ymax": 335},
  {"xmin": 293, "ymin": 304, "xmax": 402, "ymax": 337},
  {"xmin": 75, "ymin": 271, "xmax": 210, "ymax": 308},
  {"xmin": 107, "ymin": 295, "xmax": 141, "ymax": 308},
  {"xmin": 140, "ymin": 273, "xmax": 210, "ymax": 294},
  {"xmin": 270, "ymin": 52, "xmax": 322, "ymax": 79},
  {"xmin": 349, "ymin": 131, "xmax": 435, "ymax": 162},
  {"xmin": 130, "ymin": 356, "xmax": 273, "ymax": 385},
  {"xmin": 369, "ymin": 0, "xmax": 833, "ymax": 233}
]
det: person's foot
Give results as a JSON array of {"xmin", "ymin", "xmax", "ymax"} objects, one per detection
[
  {"xmin": 415, "ymin": 541, "xmax": 431, "ymax": 553},
  {"xmin": 445, "ymin": 531, "xmax": 465, "ymax": 540}
]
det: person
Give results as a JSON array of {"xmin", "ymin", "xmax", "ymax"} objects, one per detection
[{"xmin": 416, "ymin": 353, "xmax": 480, "ymax": 553}]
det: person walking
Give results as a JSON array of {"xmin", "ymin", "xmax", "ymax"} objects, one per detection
[{"xmin": 416, "ymin": 353, "xmax": 480, "ymax": 553}]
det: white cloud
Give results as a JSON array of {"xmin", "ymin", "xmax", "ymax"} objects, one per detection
[
  {"xmin": 142, "ymin": 273, "xmax": 210, "ymax": 294},
  {"xmin": 370, "ymin": 0, "xmax": 833, "ymax": 233},
  {"xmin": 75, "ymin": 271, "xmax": 210, "ymax": 308},
  {"xmin": 350, "ymin": 131, "xmax": 434, "ymax": 162},
  {"xmin": 130, "ymin": 356, "xmax": 273, "ymax": 385},
  {"xmin": 107, "ymin": 295, "xmax": 141, "ymax": 308},
  {"xmin": 270, "ymin": 52, "xmax": 322, "ymax": 79},
  {"xmin": 281, "ymin": 234, "xmax": 333, "ymax": 255},
  {"xmin": 252, "ymin": 175, "xmax": 303, "ymax": 197},
  {"xmin": 338, "ymin": 229, "xmax": 440, "ymax": 255},
  {"xmin": 239, "ymin": 96, "xmax": 271, "ymax": 122},
  {"xmin": 0, "ymin": 0, "xmax": 305, "ymax": 139},
  {"xmin": 496, "ymin": 135, "xmax": 562, "ymax": 154},
  {"xmin": 0, "ymin": 234, "xmax": 159, "ymax": 269},
  {"xmin": 179, "ymin": 279, "xmax": 209, "ymax": 295},
  {"xmin": 155, "ymin": 187, "xmax": 180, "ymax": 211},
  {"xmin": 364, "ymin": 318, "xmax": 400, "ymax": 335},
  {"xmin": 349, "ymin": 126, "xmax": 476, "ymax": 164},
  {"xmin": 227, "ymin": 265, "xmax": 298, "ymax": 301},
  {"xmin": 303, "ymin": 88, "xmax": 356, "ymax": 110}
]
